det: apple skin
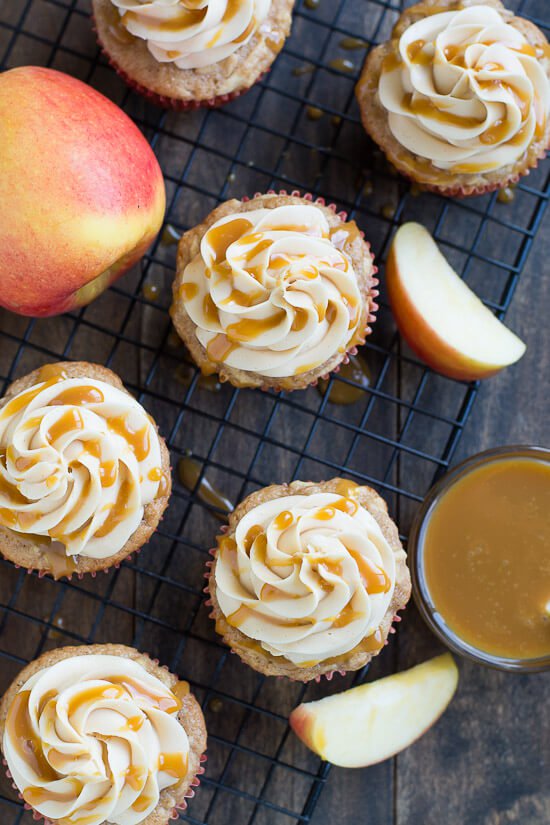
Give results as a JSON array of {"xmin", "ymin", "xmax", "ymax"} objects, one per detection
[
  {"xmin": 0, "ymin": 66, "xmax": 165, "ymax": 317},
  {"xmin": 386, "ymin": 223, "xmax": 526, "ymax": 381},
  {"xmin": 289, "ymin": 653, "xmax": 459, "ymax": 768}
]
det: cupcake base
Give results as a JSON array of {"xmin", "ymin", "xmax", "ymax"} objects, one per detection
[
  {"xmin": 355, "ymin": 0, "xmax": 550, "ymax": 197},
  {"xmin": 91, "ymin": 0, "xmax": 293, "ymax": 110},
  {"xmin": 170, "ymin": 191, "xmax": 379, "ymax": 392},
  {"xmin": 205, "ymin": 479, "xmax": 411, "ymax": 682},
  {"xmin": 0, "ymin": 362, "xmax": 171, "ymax": 581},
  {"xmin": 0, "ymin": 644, "xmax": 207, "ymax": 825}
]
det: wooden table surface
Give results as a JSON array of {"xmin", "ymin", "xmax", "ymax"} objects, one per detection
[
  {"xmin": 316, "ymin": 207, "xmax": 550, "ymax": 825},
  {"xmin": 0, "ymin": 2, "xmax": 549, "ymax": 825}
]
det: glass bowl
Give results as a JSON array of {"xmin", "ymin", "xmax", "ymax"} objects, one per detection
[{"xmin": 408, "ymin": 445, "xmax": 550, "ymax": 673}]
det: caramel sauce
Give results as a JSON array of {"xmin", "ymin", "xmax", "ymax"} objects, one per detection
[
  {"xmin": 333, "ymin": 496, "xmax": 358, "ymax": 516},
  {"xmin": 6, "ymin": 691, "xmax": 59, "ymax": 782},
  {"xmin": 317, "ymin": 354, "xmax": 371, "ymax": 405},
  {"xmin": 331, "ymin": 602, "xmax": 362, "ymax": 628},
  {"xmin": 108, "ymin": 416, "xmax": 150, "ymax": 462},
  {"xmin": 0, "ymin": 469, "xmax": 26, "ymax": 505},
  {"xmin": 46, "ymin": 410, "xmax": 84, "ymax": 444},
  {"xmin": 334, "ymin": 480, "xmax": 359, "ymax": 498},
  {"xmin": 203, "ymin": 294, "xmax": 220, "ymax": 326},
  {"xmin": 0, "ymin": 508, "xmax": 18, "ymax": 527},
  {"xmin": 143, "ymin": 284, "xmax": 160, "ymax": 302},
  {"xmin": 125, "ymin": 764, "xmax": 146, "ymax": 791},
  {"xmin": 49, "ymin": 474, "xmax": 92, "ymax": 541},
  {"xmin": 148, "ymin": 467, "xmax": 162, "ymax": 483},
  {"xmin": 340, "ymin": 37, "xmax": 368, "ymax": 50},
  {"xmin": 407, "ymin": 39, "xmax": 431, "ymax": 65},
  {"xmin": 49, "ymin": 385, "xmax": 104, "ymax": 406},
  {"xmin": 133, "ymin": 794, "xmax": 155, "ymax": 814},
  {"xmin": 422, "ymin": 457, "xmax": 550, "ymax": 659},
  {"xmin": 158, "ymin": 752, "xmax": 188, "ymax": 779},
  {"xmin": 207, "ymin": 218, "xmax": 252, "ymax": 264},
  {"xmin": 306, "ymin": 105, "xmax": 324, "ymax": 121},
  {"xmin": 173, "ymin": 680, "xmax": 190, "ymax": 701},
  {"xmin": 234, "ymin": 16, "xmax": 256, "ymax": 44},
  {"xmin": 292, "ymin": 309, "xmax": 309, "ymax": 332},
  {"xmin": 37, "ymin": 364, "xmax": 68, "ymax": 383},
  {"xmin": 206, "ymin": 333, "xmax": 237, "ymax": 363},
  {"xmin": 161, "ymin": 224, "xmax": 182, "ymax": 246},
  {"xmin": 126, "ymin": 714, "xmax": 145, "ymax": 732},
  {"xmin": 218, "ymin": 535, "xmax": 237, "ymax": 555},
  {"xmin": 497, "ymin": 186, "xmax": 516, "ymax": 204},
  {"xmin": 329, "ymin": 221, "xmax": 360, "ymax": 250},
  {"xmin": 24, "ymin": 779, "xmax": 82, "ymax": 808},
  {"xmin": 401, "ymin": 92, "xmax": 483, "ymax": 130},
  {"xmin": 314, "ymin": 506, "xmax": 335, "ymax": 521},
  {"xmin": 319, "ymin": 559, "xmax": 343, "ymax": 580},
  {"xmin": 110, "ymin": 678, "xmax": 182, "ymax": 714},
  {"xmin": 329, "ymin": 58, "xmax": 354, "ymax": 73},
  {"xmin": 99, "ymin": 460, "xmax": 117, "ymax": 488},
  {"xmin": 220, "ymin": 288, "xmax": 264, "ymax": 307},
  {"xmin": 294, "ymin": 362, "xmax": 319, "ymax": 376},
  {"xmin": 178, "ymin": 455, "xmax": 233, "ymax": 515},
  {"xmin": 244, "ymin": 524, "xmax": 264, "ymax": 553},
  {"xmin": 13, "ymin": 454, "xmax": 33, "ymax": 472},
  {"xmin": 94, "ymin": 476, "xmax": 132, "ymax": 539},
  {"xmin": 382, "ymin": 50, "xmax": 402, "ymax": 73},
  {"xmin": 0, "ymin": 378, "xmax": 62, "ymax": 421},
  {"xmin": 122, "ymin": 8, "xmax": 205, "ymax": 32},
  {"xmin": 348, "ymin": 548, "xmax": 391, "ymax": 594},
  {"xmin": 67, "ymin": 684, "xmax": 125, "ymax": 717},
  {"xmin": 43, "ymin": 546, "xmax": 78, "ymax": 580},
  {"xmin": 292, "ymin": 64, "xmax": 315, "ymax": 77},
  {"xmin": 180, "ymin": 282, "xmax": 199, "ymax": 302},
  {"xmin": 226, "ymin": 310, "xmax": 286, "ymax": 342},
  {"xmin": 274, "ymin": 510, "xmax": 293, "ymax": 530}
]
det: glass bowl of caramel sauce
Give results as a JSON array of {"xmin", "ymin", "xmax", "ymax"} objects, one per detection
[{"xmin": 409, "ymin": 446, "xmax": 550, "ymax": 672}]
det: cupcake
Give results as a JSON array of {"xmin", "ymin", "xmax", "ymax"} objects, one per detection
[
  {"xmin": 0, "ymin": 644, "xmax": 207, "ymax": 824},
  {"xmin": 0, "ymin": 361, "xmax": 171, "ymax": 580},
  {"xmin": 92, "ymin": 0, "xmax": 294, "ymax": 109},
  {"xmin": 356, "ymin": 0, "xmax": 550, "ymax": 197},
  {"xmin": 206, "ymin": 479, "xmax": 411, "ymax": 681},
  {"xmin": 170, "ymin": 192, "xmax": 378, "ymax": 391}
]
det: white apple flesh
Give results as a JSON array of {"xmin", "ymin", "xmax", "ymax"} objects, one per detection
[
  {"xmin": 386, "ymin": 222, "xmax": 526, "ymax": 381},
  {"xmin": 289, "ymin": 653, "xmax": 459, "ymax": 768}
]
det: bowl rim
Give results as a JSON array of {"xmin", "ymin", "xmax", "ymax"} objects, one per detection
[{"xmin": 408, "ymin": 444, "xmax": 550, "ymax": 674}]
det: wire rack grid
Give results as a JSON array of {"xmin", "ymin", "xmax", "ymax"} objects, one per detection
[{"xmin": 0, "ymin": 0, "xmax": 548, "ymax": 823}]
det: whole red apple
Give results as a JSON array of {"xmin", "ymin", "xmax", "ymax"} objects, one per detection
[{"xmin": 0, "ymin": 66, "xmax": 165, "ymax": 317}]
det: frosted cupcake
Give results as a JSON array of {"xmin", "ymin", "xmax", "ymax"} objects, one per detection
[
  {"xmin": 0, "ymin": 362, "xmax": 171, "ymax": 579},
  {"xmin": 170, "ymin": 193, "xmax": 378, "ymax": 391},
  {"xmin": 92, "ymin": 0, "xmax": 294, "ymax": 109},
  {"xmin": 206, "ymin": 479, "xmax": 411, "ymax": 681},
  {"xmin": 356, "ymin": 0, "xmax": 550, "ymax": 196},
  {"xmin": 0, "ymin": 644, "xmax": 207, "ymax": 825}
]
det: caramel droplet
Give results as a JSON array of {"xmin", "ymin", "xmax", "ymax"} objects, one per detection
[
  {"xmin": 329, "ymin": 58, "xmax": 355, "ymax": 73},
  {"xmin": 161, "ymin": 224, "xmax": 182, "ymax": 246},
  {"xmin": 178, "ymin": 455, "xmax": 233, "ymax": 517}
]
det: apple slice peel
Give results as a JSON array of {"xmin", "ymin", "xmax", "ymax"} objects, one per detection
[{"xmin": 386, "ymin": 223, "xmax": 526, "ymax": 381}]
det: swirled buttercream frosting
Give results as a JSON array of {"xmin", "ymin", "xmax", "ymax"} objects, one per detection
[
  {"xmin": 178, "ymin": 205, "xmax": 363, "ymax": 378},
  {"xmin": 214, "ymin": 491, "xmax": 396, "ymax": 665},
  {"xmin": 111, "ymin": 0, "xmax": 272, "ymax": 70},
  {"xmin": 378, "ymin": 5, "xmax": 550, "ymax": 174},
  {"xmin": 0, "ymin": 368, "xmax": 165, "ymax": 561},
  {"xmin": 2, "ymin": 654, "xmax": 189, "ymax": 825}
]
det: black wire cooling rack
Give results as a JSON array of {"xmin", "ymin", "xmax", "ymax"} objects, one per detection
[{"xmin": 0, "ymin": 0, "xmax": 549, "ymax": 823}]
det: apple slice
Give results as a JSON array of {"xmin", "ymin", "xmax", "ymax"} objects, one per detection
[
  {"xmin": 386, "ymin": 222, "xmax": 526, "ymax": 381},
  {"xmin": 289, "ymin": 653, "xmax": 458, "ymax": 767}
]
